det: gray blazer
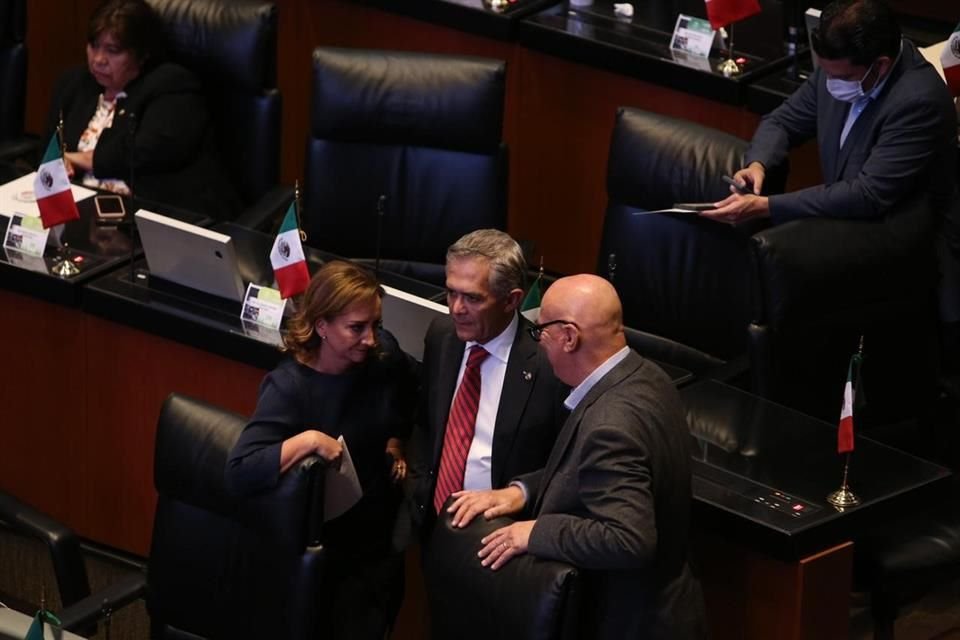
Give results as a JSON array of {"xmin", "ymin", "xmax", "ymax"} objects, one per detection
[
  {"xmin": 519, "ymin": 350, "xmax": 705, "ymax": 640},
  {"xmin": 746, "ymin": 39, "xmax": 957, "ymax": 226}
]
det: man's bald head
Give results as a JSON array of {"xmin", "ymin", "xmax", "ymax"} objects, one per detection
[{"xmin": 538, "ymin": 275, "xmax": 627, "ymax": 386}]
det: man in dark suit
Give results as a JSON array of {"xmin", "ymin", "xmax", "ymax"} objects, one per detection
[
  {"xmin": 448, "ymin": 274, "xmax": 705, "ymax": 640},
  {"xmin": 702, "ymin": 0, "xmax": 960, "ymax": 383},
  {"xmin": 395, "ymin": 229, "xmax": 566, "ymax": 547},
  {"xmin": 702, "ymin": 0, "xmax": 956, "ymax": 226}
]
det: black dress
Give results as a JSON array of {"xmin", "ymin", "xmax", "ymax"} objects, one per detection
[
  {"xmin": 226, "ymin": 334, "xmax": 417, "ymax": 639},
  {"xmin": 49, "ymin": 63, "xmax": 240, "ymax": 220}
]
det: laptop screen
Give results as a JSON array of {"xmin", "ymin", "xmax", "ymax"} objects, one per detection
[{"xmin": 135, "ymin": 210, "xmax": 246, "ymax": 302}]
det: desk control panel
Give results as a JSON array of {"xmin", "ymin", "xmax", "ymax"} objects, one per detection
[
  {"xmin": 693, "ymin": 459, "xmax": 822, "ymax": 523},
  {"xmin": 743, "ymin": 487, "xmax": 819, "ymax": 519}
]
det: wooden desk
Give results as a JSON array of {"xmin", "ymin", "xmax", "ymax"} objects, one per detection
[{"xmin": 684, "ymin": 379, "xmax": 951, "ymax": 639}]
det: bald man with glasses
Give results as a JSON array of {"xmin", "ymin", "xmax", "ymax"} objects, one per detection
[{"xmin": 449, "ymin": 275, "xmax": 706, "ymax": 640}]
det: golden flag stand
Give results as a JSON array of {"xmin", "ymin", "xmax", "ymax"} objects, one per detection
[
  {"xmin": 718, "ymin": 23, "xmax": 742, "ymax": 77},
  {"xmin": 51, "ymin": 112, "xmax": 81, "ymax": 278},
  {"xmin": 827, "ymin": 337, "xmax": 865, "ymax": 509}
]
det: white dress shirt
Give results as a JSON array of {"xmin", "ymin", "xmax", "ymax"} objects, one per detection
[
  {"xmin": 457, "ymin": 313, "xmax": 518, "ymax": 490},
  {"xmin": 839, "ymin": 40, "xmax": 901, "ymax": 148}
]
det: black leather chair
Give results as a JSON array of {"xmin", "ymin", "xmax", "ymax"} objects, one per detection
[
  {"xmin": 147, "ymin": 0, "xmax": 289, "ymax": 225},
  {"xmin": 0, "ymin": 393, "xmax": 326, "ymax": 640},
  {"xmin": 0, "ymin": 0, "xmax": 35, "ymax": 176},
  {"xmin": 600, "ymin": 107, "xmax": 783, "ymax": 363},
  {"xmin": 426, "ymin": 501, "xmax": 580, "ymax": 640},
  {"xmin": 600, "ymin": 107, "xmax": 938, "ymax": 425},
  {"xmin": 624, "ymin": 325, "xmax": 725, "ymax": 381},
  {"xmin": 303, "ymin": 47, "xmax": 508, "ymax": 285},
  {"xmin": 853, "ymin": 485, "xmax": 960, "ymax": 640}
]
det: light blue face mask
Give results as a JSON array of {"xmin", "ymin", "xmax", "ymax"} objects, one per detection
[{"xmin": 825, "ymin": 62, "xmax": 876, "ymax": 103}]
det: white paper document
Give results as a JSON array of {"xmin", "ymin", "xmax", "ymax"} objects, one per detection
[
  {"xmin": 0, "ymin": 172, "xmax": 96, "ymax": 218},
  {"xmin": 324, "ymin": 436, "xmax": 363, "ymax": 522}
]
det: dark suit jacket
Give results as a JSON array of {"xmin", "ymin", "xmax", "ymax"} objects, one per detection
[
  {"xmin": 519, "ymin": 351, "xmax": 705, "ymax": 640},
  {"xmin": 397, "ymin": 314, "xmax": 566, "ymax": 546},
  {"xmin": 746, "ymin": 40, "xmax": 957, "ymax": 229},
  {"xmin": 49, "ymin": 63, "xmax": 239, "ymax": 219}
]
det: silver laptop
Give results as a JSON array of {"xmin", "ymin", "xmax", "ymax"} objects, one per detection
[
  {"xmin": 0, "ymin": 607, "xmax": 86, "ymax": 639},
  {"xmin": 381, "ymin": 284, "xmax": 448, "ymax": 361},
  {"xmin": 135, "ymin": 210, "xmax": 246, "ymax": 301}
]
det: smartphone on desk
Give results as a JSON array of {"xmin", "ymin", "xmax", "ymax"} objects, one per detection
[{"xmin": 95, "ymin": 194, "xmax": 126, "ymax": 221}]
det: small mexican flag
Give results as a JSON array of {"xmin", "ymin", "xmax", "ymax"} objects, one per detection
[
  {"xmin": 941, "ymin": 21, "xmax": 960, "ymax": 96},
  {"xmin": 521, "ymin": 271, "xmax": 542, "ymax": 322},
  {"xmin": 837, "ymin": 352, "xmax": 863, "ymax": 454},
  {"xmin": 24, "ymin": 607, "xmax": 61, "ymax": 640},
  {"xmin": 270, "ymin": 202, "xmax": 310, "ymax": 299},
  {"xmin": 34, "ymin": 135, "xmax": 79, "ymax": 229}
]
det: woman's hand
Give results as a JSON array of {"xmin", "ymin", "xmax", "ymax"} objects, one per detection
[
  {"xmin": 312, "ymin": 431, "xmax": 343, "ymax": 465},
  {"xmin": 280, "ymin": 429, "xmax": 341, "ymax": 474},
  {"xmin": 63, "ymin": 151, "xmax": 94, "ymax": 174},
  {"xmin": 386, "ymin": 437, "xmax": 406, "ymax": 483}
]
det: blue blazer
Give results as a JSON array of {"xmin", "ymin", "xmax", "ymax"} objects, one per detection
[{"xmin": 745, "ymin": 40, "xmax": 957, "ymax": 225}]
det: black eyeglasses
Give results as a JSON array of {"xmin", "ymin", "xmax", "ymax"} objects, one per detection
[{"xmin": 528, "ymin": 319, "xmax": 578, "ymax": 342}]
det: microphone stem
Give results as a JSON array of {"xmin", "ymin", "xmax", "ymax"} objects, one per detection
[{"xmin": 375, "ymin": 195, "xmax": 386, "ymax": 279}]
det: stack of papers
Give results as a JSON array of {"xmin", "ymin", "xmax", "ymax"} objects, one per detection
[{"xmin": 0, "ymin": 172, "xmax": 96, "ymax": 218}]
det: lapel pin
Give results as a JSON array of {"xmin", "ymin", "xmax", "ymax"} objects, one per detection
[{"xmin": 522, "ymin": 370, "xmax": 533, "ymax": 381}]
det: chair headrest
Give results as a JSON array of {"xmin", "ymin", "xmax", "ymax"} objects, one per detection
[
  {"xmin": 426, "ymin": 502, "xmax": 579, "ymax": 640},
  {"xmin": 155, "ymin": 393, "xmax": 325, "ymax": 550},
  {"xmin": 311, "ymin": 47, "xmax": 506, "ymax": 153},
  {"xmin": 0, "ymin": 0, "xmax": 25, "ymax": 44},
  {"xmin": 607, "ymin": 107, "xmax": 748, "ymax": 208},
  {"xmin": 154, "ymin": 393, "xmax": 245, "ymax": 514},
  {"xmin": 148, "ymin": 0, "xmax": 277, "ymax": 92}
]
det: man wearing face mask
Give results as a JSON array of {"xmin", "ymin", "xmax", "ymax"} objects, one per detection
[{"xmin": 701, "ymin": 0, "xmax": 957, "ymax": 227}]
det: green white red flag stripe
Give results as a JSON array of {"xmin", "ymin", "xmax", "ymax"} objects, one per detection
[
  {"xmin": 837, "ymin": 354, "xmax": 860, "ymax": 454},
  {"xmin": 34, "ymin": 135, "xmax": 79, "ymax": 229},
  {"xmin": 942, "ymin": 22, "xmax": 960, "ymax": 96},
  {"xmin": 270, "ymin": 202, "xmax": 309, "ymax": 299}
]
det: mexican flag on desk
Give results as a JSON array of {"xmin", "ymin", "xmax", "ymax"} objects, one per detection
[
  {"xmin": 24, "ymin": 607, "xmax": 61, "ymax": 640},
  {"xmin": 270, "ymin": 202, "xmax": 310, "ymax": 299},
  {"xmin": 705, "ymin": 0, "xmax": 761, "ymax": 30},
  {"xmin": 837, "ymin": 352, "xmax": 863, "ymax": 454},
  {"xmin": 520, "ymin": 272, "xmax": 542, "ymax": 322},
  {"xmin": 941, "ymin": 21, "xmax": 960, "ymax": 96},
  {"xmin": 34, "ymin": 134, "xmax": 79, "ymax": 229}
]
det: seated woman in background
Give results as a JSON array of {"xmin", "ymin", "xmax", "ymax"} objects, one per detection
[
  {"xmin": 49, "ymin": 0, "xmax": 238, "ymax": 218},
  {"xmin": 226, "ymin": 260, "xmax": 417, "ymax": 640}
]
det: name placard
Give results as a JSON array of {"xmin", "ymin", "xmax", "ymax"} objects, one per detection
[
  {"xmin": 3, "ymin": 214, "xmax": 49, "ymax": 257},
  {"xmin": 241, "ymin": 283, "xmax": 286, "ymax": 330},
  {"xmin": 670, "ymin": 15, "xmax": 715, "ymax": 59}
]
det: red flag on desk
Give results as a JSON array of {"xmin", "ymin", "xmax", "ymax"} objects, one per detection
[
  {"xmin": 837, "ymin": 352, "xmax": 863, "ymax": 454},
  {"xmin": 34, "ymin": 134, "xmax": 79, "ymax": 229},
  {"xmin": 705, "ymin": 0, "xmax": 761, "ymax": 30}
]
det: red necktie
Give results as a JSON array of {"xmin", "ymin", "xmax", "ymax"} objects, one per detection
[{"xmin": 434, "ymin": 345, "xmax": 490, "ymax": 513}]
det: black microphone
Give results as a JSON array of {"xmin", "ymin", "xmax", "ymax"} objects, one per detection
[
  {"xmin": 607, "ymin": 252, "xmax": 617, "ymax": 283},
  {"xmin": 117, "ymin": 94, "xmax": 139, "ymax": 283},
  {"xmin": 375, "ymin": 194, "xmax": 386, "ymax": 279}
]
